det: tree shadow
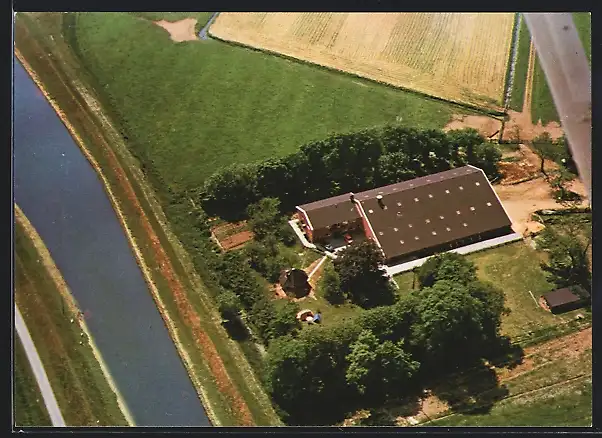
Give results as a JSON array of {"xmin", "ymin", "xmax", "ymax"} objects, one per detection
[
  {"xmin": 430, "ymin": 361, "xmax": 509, "ymax": 415},
  {"xmin": 221, "ymin": 317, "xmax": 250, "ymax": 341},
  {"xmin": 487, "ymin": 336, "xmax": 525, "ymax": 370}
]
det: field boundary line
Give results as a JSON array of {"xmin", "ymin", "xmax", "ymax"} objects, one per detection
[
  {"xmin": 14, "ymin": 204, "xmax": 135, "ymax": 427},
  {"xmin": 206, "ymin": 30, "xmax": 507, "ymax": 119}
]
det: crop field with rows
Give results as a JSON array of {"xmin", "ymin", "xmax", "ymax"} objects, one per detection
[{"xmin": 210, "ymin": 13, "xmax": 515, "ymax": 110}]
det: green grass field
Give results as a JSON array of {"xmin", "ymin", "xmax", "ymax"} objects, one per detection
[
  {"xmin": 466, "ymin": 242, "xmax": 584, "ymax": 338},
  {"xmin": 68, "ymin": 12, "xmax": 468, "ymax": 195},
  {"xmin": 14, "ymin": 337, "xmax": 52, "ymax": 427},
  {"xmin": 14, "ymin": 220, "xmax": 128, "ymax": 426},
  {"xmin": 531, "ymin": 12, "xmax": 590, "ymax": 125},
  {"xmin": 508, "ymin": 18, "xmax": 531, "ymax": 112}
]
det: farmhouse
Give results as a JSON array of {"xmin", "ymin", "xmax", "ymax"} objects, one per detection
[
  {"xmin": 296, "ymin": 165, "xmax": 513, "ymax": 263},
  {"xmin": 296, "ymin": 193, "xmax": 363, "ymax": 243},
  {"xmin": 541, "ymin": 286, "xmax": 590, "ymax": 314}
]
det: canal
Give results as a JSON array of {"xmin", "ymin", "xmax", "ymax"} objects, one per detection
[{"xmin": 13, "ymin": 57, "xmax": 210, "ymax": 426}]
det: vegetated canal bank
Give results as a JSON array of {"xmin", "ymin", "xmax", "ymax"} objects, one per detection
[{"xmin": 13, "ymin": 57, "xmax": 210, "ymax": 426}]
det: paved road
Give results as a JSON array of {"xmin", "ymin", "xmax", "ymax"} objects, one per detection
[{"xmin": 15, "ymin": 305, "xmax": 66, "ymax": 427}]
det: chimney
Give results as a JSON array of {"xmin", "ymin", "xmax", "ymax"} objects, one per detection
[
  {"xmin": 377, "ymin": 194, "xmax": 384, "ymax": 209},
  {"xmin": 350, "ymin": 194, "xmax": 355, "ymax": 203}
]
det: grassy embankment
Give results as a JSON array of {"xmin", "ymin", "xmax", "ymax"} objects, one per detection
[
  {"xmin": 14, "ymin": 210, "xmax": 129, "ymax": 426},
  {"xmin": 14, "ymin": 337, "xmax": 52, "ymax": 427},
  {"xmin": 15, "ymin": 12, "xmax": 279, "ymax": 426},
  {"xmin": 508, "ymin": 17, "xmax": 532, "ymax": 112},
  {"xmin": 531, "ymin": 12, "xmax": 591, "ymax": 125}
]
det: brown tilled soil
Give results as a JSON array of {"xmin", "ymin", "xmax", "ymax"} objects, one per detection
[
  {"xmin": 219, "ymin": 231, "xmax": 254, "ymax": 251},
  {"xmin": 154, "ymin": 18, "xmax": 198, "ymax": 42},
  {"xmin": 444, "ymin": 114, "xmax": 502, "ymax": 139},
  {"xmin": 211, "ymin": 221, "xmax": 254, "ymax": 251}
]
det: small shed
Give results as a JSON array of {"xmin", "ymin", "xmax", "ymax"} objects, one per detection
[
  {"xmin": 279, "ymin": 268, "xmax": 311, "ymax": 298},
  {"xmin": 541, "ymin": 286, "xmax": 590, "ymax": 314}
]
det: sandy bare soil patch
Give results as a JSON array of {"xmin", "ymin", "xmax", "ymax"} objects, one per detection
[
  {"xmin": 211, "ymin": 13, "xmax": 514, "ymax": 109},
  {"xmin": 494, "ymin": 176, "xmax": 588, "ymax": 236},
  {"xmin": 497, "ymin": 143, "xmax": 558, "ymax": 185},
  {"xmin": 155, "ymin": 18, "xmax": 198, "ymax": 42},
  {"xmin": 444, "ymin": 114, "xmax": 502, "ymax": 139}
]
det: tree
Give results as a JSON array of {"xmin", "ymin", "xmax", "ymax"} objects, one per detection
[
  {"xmin": 548, "ymin": 167, "xmax": 582, "ymax": 207},
  {"xmin": 537, "ymin": 227, "xmax": 591, "ymax": 289},
  {"xmin": 334, "ymin": 240, "xmax": 395, "ymax": 308},
  {"xmin": 375, "ymin": 152, "xmax": 416, "ymax": 186},
  {"xmin": 321, "ymin": 263, "xmax": 345, "ymax": 304},
  {"xmin": 417, "ymin": 252, "xmax": 478, "ymax": 288},
  {"xmin": 345, "ymin": 330, "xmax": 419, "ymax": 400},
  {"xmin": 531, "ymin": 133, "xmax": 554, "ymax": 178},
  {"xmin": 269, "ymin": 300, "xmax": 302, "ymax": 339},
  {"xmin": 247, "ymin": 197, "xmax": 283, "ymax": 240},
  {"xmin": 471, "ymin": 141, "xmax": 502, "ymax": 180},
  {"xmin": 200, "ymin": 163, "xmax": 259, "ymax": 219},
  {"xmin": 216, "ymin": 290, "xmax": 242, "ymax": 322},
  {"xmin": 410, "ymin": 280, "xmax": 490, "ymax": 368},
  {"xmin": 265, "ymin": 326, "xmax": 359, "ymax": 424}
]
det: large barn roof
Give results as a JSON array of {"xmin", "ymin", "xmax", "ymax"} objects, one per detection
[
  {"xmin": 297, "ymin": 192, "xmax": 360, "ymax": 230},
  {"xmin": 356, "ymin": 166, "xmax": 512, "ymax": 259},
  {"xmin": 295, "ymin": 166, "xmax": 513, "ymax": 259}
]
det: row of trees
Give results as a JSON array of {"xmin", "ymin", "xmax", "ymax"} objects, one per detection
[
  {"xmin": 200, "ymin": 126, "xmax": 502, "ymax": 219},
  {"xmin": 265, "ymin": 252, "xmax": 510, "ymax": 424}
]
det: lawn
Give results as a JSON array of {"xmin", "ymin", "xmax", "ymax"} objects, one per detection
[
  {"xmin": 508, "ymin": 17, "xmax": 531, "ymax": 112},
  {"xmin": 14, "ymin": 219, "xmax": 129, "ymax": 426},
  {"xmin": 465, "ymin": 242, "xmax": 583, "ymax": 339},
  {"xmin": 68, "ymin": 12, "xmax": 466, "ymax": 195},
  {"xmin": 531, "ymin": 12, "xmax": 590, "ymax": 125},
  {"xmin": 394, "ymin": 241, "xmax": 584, "ymax": 340},
  {"xmin": 13, "ymin": 336, "xmax": 52, "ymax": 427},
  {"xmin": 303, "ymin": 259, "xmax": 365, "ymax": 328}
]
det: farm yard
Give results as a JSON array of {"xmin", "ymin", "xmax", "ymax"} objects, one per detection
[
  {"xmin": 210, "ymin": 13, "xmax": 515, "ymax": 110},
  {"xmin": 15, "ymin": 10, "xmax": 591, "ymax": 428}
]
